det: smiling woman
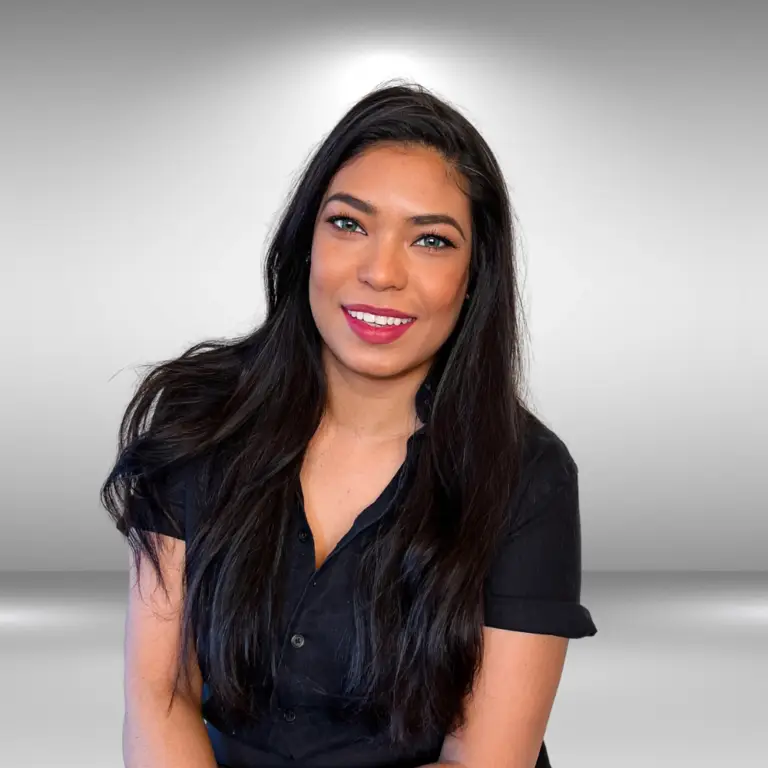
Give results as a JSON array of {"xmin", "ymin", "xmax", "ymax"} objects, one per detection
[
  {"xmin": 308, "ymin": 142, "xmax": 473, "ymax": 381},
  {"xmin": 103, "ymin": 79, "xmax": 597, "ymax": 768}
]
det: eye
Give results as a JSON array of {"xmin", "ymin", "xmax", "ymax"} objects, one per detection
[
  {"xmin": 415, "ymin": 231, "xmax": 457, "ymax": 251},
  {"xmin": 325, "ymin": 213, "xmax": 457, "ymax": 251},
  {"xmin": 326, "ymin": 215, "xmax": 365, "ymax": 235}
]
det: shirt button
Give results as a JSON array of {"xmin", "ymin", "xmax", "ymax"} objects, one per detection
[
  {"xmin": 283, "ymin": 708, "xmax": 296, "ymax": 722},
  {"xmin": 290, "ymin": 633, "xmax": 305, "ymax": 648},
  {"xmin": 298, "ymin": 529, "xmax": 309, "ymax": 542}
]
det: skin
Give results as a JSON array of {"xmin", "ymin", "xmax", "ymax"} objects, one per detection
[
  {"xmin": 304, "ymin": 143, "xmax": 569, "ymax": 768},
  {"xmin": 299, "ymin": 141, "xmax": 473, "ymax": 572},
  {"xmin": 125, "ymin": 145, "xmax": 566, "ymax": 768},
  {"xmin": 308, "ymin": 141, "xmax": 472, "ymax": 440}
]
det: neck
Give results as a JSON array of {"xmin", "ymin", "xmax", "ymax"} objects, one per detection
[{"xmin": 319, "ymin": 345, "xmax": 429, "ymax": 442}]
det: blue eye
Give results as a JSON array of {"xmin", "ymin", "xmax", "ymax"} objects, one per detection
[
  {"xmin": 325, "ymin": 214, "xmax": 457, "ymax": 251},
  {"xmin": 327, "ymin": 215, "xmax": 364, "ymax": 234},
  {"xmin": 416, "ymin": 231, "xmax": 456, "ymax": 250}
]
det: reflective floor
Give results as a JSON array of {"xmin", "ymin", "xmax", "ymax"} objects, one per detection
[{"xmin": 0, "ymin": 571, "xmax": 764, "ymax": 767}]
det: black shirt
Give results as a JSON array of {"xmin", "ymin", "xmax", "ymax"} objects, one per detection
[{"xmin": 128, "ymin": 384, "xmax": 597, "ymax": 768}]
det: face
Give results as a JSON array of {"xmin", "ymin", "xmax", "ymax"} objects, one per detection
[{"xmin": 308, "ymin": 143, "xmax": 472, "ymax": 382}]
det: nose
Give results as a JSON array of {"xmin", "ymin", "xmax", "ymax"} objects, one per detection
[{"xmin": 357, "ymin": 234, "xmax": 408, "ymax": 291}]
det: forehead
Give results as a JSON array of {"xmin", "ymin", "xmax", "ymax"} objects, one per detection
[{"xmin": 325, "ymin": 144, "xmax": 469, "ymax": 212}]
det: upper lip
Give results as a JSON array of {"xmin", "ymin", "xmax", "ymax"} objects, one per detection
[{"xmin": 343, "ymin": 304, "xmax": 415, "ymax": 319}]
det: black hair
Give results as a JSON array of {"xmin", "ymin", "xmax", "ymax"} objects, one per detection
[{"xmin": 101, "ymin": 78, "xmax": 532, "ymax": 747}]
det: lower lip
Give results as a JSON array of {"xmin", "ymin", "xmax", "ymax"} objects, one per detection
[{"xmin": 342, "ymin": 308, "xmax": 416, "ymax": 345}]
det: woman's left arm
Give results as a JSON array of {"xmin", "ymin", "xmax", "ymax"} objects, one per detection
[
  {"xmin": 419, "ymin": 445, "xmax": 597, "ymax": 768},
  {"xmin": 418, "ymin": 763, "xmax": 468, "ymax": 768},
  {"xmin": 422, "ymin": 627, "xmax": 569, "ymax": 768}
]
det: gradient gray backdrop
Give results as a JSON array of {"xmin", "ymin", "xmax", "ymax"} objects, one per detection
[{"xmin": 1, "ymin": 2, "xmax": 765, "ymax": 766}]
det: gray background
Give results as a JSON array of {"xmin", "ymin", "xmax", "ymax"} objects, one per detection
[
  {"xmin": 0, "ymin": 2, "xmax": 765, "ymax": 766},
  {"xmin": 2, "ymin": 1, "xmax": 765, "ymax": 572}
]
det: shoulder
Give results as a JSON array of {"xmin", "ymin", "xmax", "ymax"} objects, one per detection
[
  {"xmin": 483, "ymin": 409, "xmax": 597, "ymax": 638},
  {"xmin": 519, "ymin": 408, "xmax": 577, "ymax": 469},
  {"xmin": 509, "ymin": 409, "xmax": 578, "ymax": 523}
]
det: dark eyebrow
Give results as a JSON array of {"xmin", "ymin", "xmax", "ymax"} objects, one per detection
[{"xmin": 322, "ymin": 192, "xmax": 467, "ymax": 242}]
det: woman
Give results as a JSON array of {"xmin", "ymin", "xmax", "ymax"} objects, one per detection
[{"xmin": 103, "ymin": 81, "xmax": 597, "ymax": 768}]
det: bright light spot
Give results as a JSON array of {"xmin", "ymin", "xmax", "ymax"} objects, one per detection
[
  {"xmin": 324, "ymin": 48, "xmax": 434, "ymax": 99},
  {"xmin": 0, "ymin": 604, "xmax": 111, "ymax": 629},
  {"xmin": 714, "ymin": 599, "xmax": 768, "ymax": 625},
  {"xmin": 0, "ymin": 606, "xmax": 62, "ymax": 627}
]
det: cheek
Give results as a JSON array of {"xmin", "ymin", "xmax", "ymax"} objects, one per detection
[
  {"xmin": 309, "ymin": 247, "xmax": 343, "ymax": 294},
  {"xmin": 308, "ymin": 246, "xmax": 351, "ymax": 320},
  {"xmin": 420, "ymin": 268, "xmax": 469, "ymax": 317}
]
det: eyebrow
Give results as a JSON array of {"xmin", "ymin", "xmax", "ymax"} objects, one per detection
[{"xmin": 322, "ymin": 191, "xmax": 467, "ymax": 242}]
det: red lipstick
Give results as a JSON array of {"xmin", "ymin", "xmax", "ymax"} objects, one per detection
[
  {"xmin": 341, "ymin": 305, "xmax": 416, "ymax": 345},
  {"xmin": 343, "ymin": 304, "xmax": 414, "ymax": 319}
]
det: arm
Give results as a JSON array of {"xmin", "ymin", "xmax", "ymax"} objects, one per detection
[
  {"xmin": 435, "ymin": 628, "xmax": 568, "ymax": 768},
  {"xmin": 123, "ymin": 685, "xmax": 216, "ymax": 767},
  {"xmin": 123, "ymin": 533, "xmax": 217, "ymax": 767},
  {"xmin": 432, "ymin": 454, "xmax": 594, "ymax": 768}
]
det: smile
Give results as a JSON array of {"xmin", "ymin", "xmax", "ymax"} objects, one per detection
[
  {"xmin": 346, "ymin": 309, "xmax": 415, "ymax": 327},
  {"xmin": 342, "ymin": 307, "xmax": 417, "ymax": 345}
]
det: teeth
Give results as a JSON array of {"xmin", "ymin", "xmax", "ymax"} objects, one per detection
[{"xmin": 348, "ymin": 309, "xmax": 414, "ymax": 327}]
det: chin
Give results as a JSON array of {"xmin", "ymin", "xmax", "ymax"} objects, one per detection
[
  {"xmin": 337, "ymin": 347, "xmax": 409, "ymax": 380},
  {"xmin": 350, "ymin": 357, "xmax": 406, "ymax": 380}
]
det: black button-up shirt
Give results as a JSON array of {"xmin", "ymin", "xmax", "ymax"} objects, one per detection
[{"xmin": 129, "ymin": 388, "xmax": 597, "ymax": 768}]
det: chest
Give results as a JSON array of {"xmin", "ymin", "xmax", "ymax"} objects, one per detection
[{"xmin": 299, "ymin": 434, "xmax": 408, "ymax": 571}]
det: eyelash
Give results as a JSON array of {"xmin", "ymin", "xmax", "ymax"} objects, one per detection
[{"xmin": 325, "ymin": 213, "xmax": 457, "ymax": 250}]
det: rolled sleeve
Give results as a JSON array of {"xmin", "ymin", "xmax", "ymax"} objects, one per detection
[{"xmin": 483, "ymin": 446, "xmax": 597, "ymax": 639}]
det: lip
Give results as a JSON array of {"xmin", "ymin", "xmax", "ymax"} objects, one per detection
[
  {"xmin": 342, "ymin": 307, "xmax": 416, "ymax": 345},
  {"xmin": 343, "ymin": 303, "xmax": 415, "ymax": 319}
]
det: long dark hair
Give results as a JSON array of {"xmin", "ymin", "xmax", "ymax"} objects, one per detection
[{"xmin": 101, "ymin": 79, "xmax": 532, "ymax": 746}]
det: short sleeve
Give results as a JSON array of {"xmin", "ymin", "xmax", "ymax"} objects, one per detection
[
  {"xmin": 483, "ymin": 443, "xmax": 597, "ymax": 639},
  {"xmin": 119, "ymin": 460, "xmax": 190, "ymax": 541}
]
